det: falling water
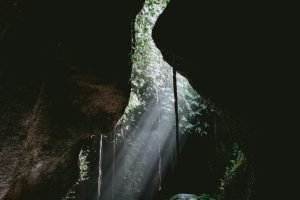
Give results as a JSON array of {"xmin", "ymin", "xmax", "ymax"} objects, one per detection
[
  {"xmin": 158, "ymin": 134, "xmax": 162, "ymax": 191},
  {"xmin": 97, "ymin": 134, "xmax": 103, "ymax": 200},
  {"xmin": 94, "ymin": 0, "xmax": 208, "ymax": 199},
  {"xmin": 59, "ymin": 1, "xmax": 212, "ymax": 199},
  {"xmin": 157, "ymin": 89, "xmax": 162, "ymax": 192},
  {"xmin": 112, "ymin": 133, "xmax": 116, "ymax": 200}
]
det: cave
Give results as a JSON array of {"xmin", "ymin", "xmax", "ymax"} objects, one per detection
[{"xmin": 0, "ymin": 0, "xmax": 297, "ymax": 200}]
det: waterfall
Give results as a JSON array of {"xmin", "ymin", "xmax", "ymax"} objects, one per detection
[
  {"xmin": 158, "ymin": 139, "xmax": 162, "ymax": 191},
  {"xmin": 157, "ymin": 89, "xmax": 162, "ymax": 192},
  {"xmin": 112, "ymin": 133, "xmax": 116, "ymax": 200},
  {"xmin": 97, "ymin": 134, "xmax": 103, "ymax": 200}
]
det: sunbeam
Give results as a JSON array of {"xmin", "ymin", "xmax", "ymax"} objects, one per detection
[{"xmin": 96, "ymin": 1, "xmax": 210, "ymax": 200}]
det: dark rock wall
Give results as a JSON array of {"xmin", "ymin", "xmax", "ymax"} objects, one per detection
[
  {"xmin": 153, "ymin": 0, "xmax": 297, "ymax": 199},
  {"xmin": 0, "ymin": 0, "xmax": 144, "ymax": 199},
  {"xmin": 1, "ymin": 0, "xmax": 297, "ymax": 199}
]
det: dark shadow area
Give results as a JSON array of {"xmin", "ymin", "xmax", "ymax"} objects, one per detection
[
  {"xmin": 153, "ymin": 0, "xmax": 298, "ymax": 199},
  {"xmin": 155, "ymin": 134, "xmax": 217, "ymax": 200},
  {"xmin": 0, "ymin": 0, "xmax": 145, "ymax": 199}
]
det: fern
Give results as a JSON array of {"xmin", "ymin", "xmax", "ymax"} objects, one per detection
[{"xmin": 219, "ymin": 143, "xmax": 247, "ymax": 197}]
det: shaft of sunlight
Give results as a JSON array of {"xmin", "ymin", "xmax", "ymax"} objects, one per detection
[{"xmin": 97, "ymin": 0, "xmax": 206, "ymax": 199}]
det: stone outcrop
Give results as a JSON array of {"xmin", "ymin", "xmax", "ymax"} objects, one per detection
[
  {"xmin": 153, "ymin": 0, "xmax": 296, "ymax": 199},
  {"xmin": 0, "ymin": 0, "xmax": 144, "ymax": 199}
]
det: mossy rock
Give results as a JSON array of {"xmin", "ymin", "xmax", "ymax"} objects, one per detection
[
  {"xmin": 170, "ymin": 193, "xmax": 217, "ymax": 200},
  {"xmin": 169, "ymin": 194, "xmax": 198, "ymax": 200}
]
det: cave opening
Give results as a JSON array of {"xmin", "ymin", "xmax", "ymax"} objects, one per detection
[
  {"xmin": 1, "ymin": 0, "xmax": 296, "ymax": 199},
  {"xmin": 62, "ymin": 1, "xmax": 218, "ymax": 200},
  {"xmin": 98, "ymin": 0, "xmax": 217, "ymax": 199}
]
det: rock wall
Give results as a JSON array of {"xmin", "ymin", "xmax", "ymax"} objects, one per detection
[
  {"xmin": 0, "ymin": 0, "xmax": 144, "ymax": 199},
  {"xmin": 153, "ymin": 0, "xmax": 297, "ymax": 199}
]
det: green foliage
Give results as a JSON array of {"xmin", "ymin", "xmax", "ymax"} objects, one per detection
[
  {"xmin": 176, "ymin": 74, "xmax": 212, "ymax": 135},
  {"xmin": 62, "ymin": 136, "xmax": 99, "ymax": 200},
  {"xmin": 121, "ymin": 0, "xmax": 214, "ymax": 138},
  {"xmin": 218, "ymin": 143, "xmax": 247, "ymax": 197},
  {"xmin": 198, "ymin": 194, "xmax": 217, "ymax": 200}
]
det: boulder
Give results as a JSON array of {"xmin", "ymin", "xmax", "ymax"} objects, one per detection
[{"xmin": 169, "ymin": 194, "xmax": 198, "ymax": 200}]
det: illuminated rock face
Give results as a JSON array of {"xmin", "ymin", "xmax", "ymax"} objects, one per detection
[{"xmin": 0, "ymin": 0, "xmax": 144, "ymax": 199}]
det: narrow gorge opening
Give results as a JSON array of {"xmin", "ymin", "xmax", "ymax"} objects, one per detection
[
  {"xmin": 62, "ymin": 1, "xmax": 248, "ymax": 200},
  {"xmin": 2, "ymin": 0, "xmax": 292, "ymax": 199}
]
